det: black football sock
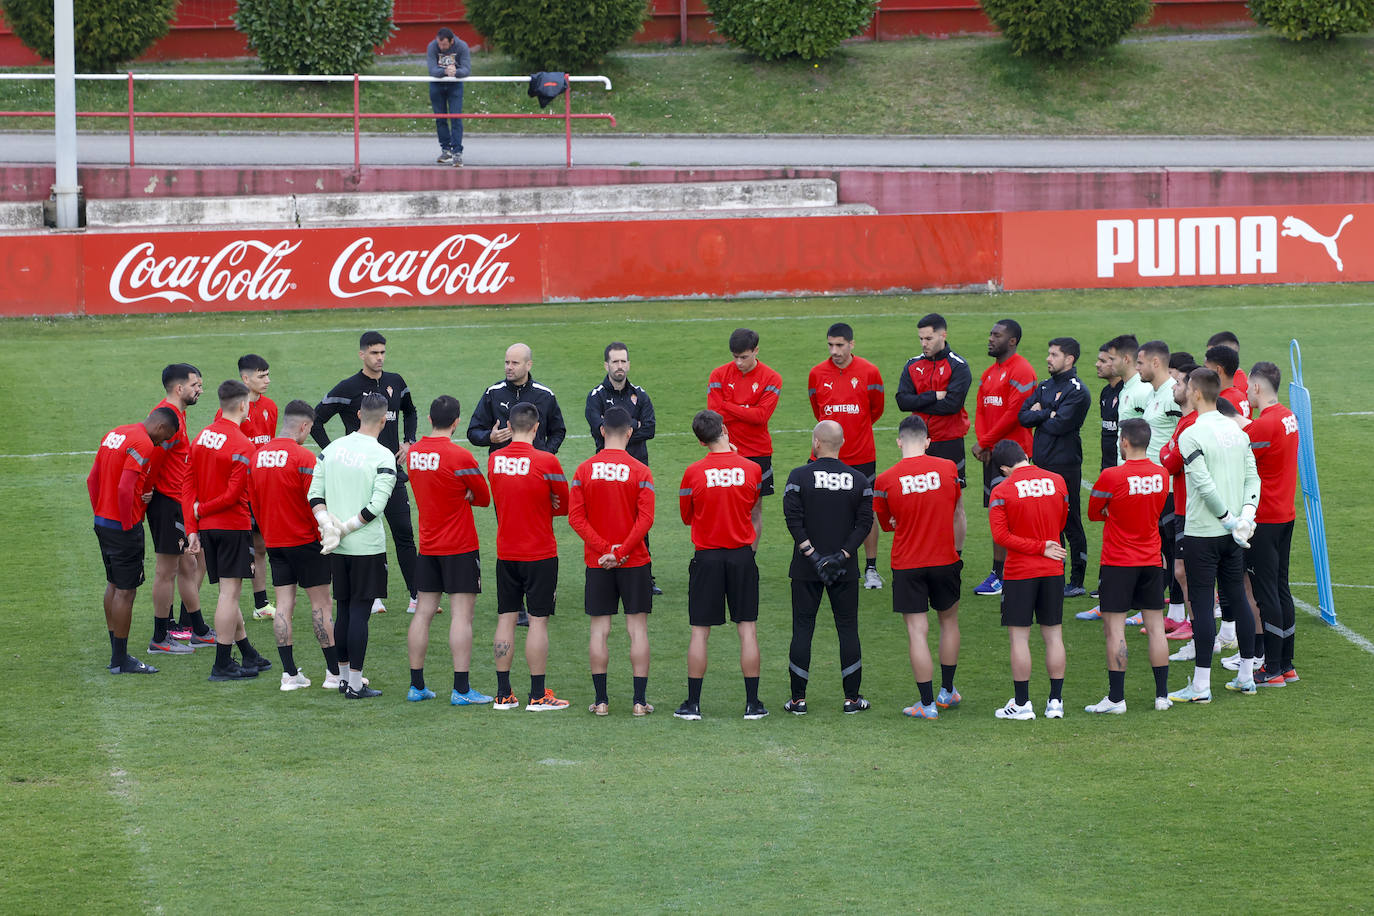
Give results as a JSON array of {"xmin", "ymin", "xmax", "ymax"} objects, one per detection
[
  {"xmin": 592, "ymin": 673, "xmax": 608, "ymax": 705},
  {"xmin": 530, "ymin": 674, "xmax": 545, "ymax": 700},
  {"xmin": 865, "ymin": 557, "xmax": 877, "ymax": 570},
  {"xmin": 744, "ymin": 676, "xmax": 760, "ymax": 704},
  {"xmin": 687, "ymin": 676, "xmax": 703, "ymax": 704},
  {"xmin": 189, "ymin": 610, "xmax": 209, "ymax": 636},
  {"xmin": 178, "ymin": 602, "xmax": 190, "ymax": 627},
  {"xmin": 1107, "ymin": 669, "xmax": 1125, "ymax": 704},
  {"xmin": 992, "ymin": 559, "xmax": 1005, "ymax": 579},
  {"xmin": 322, "ymin": 645, "xmax": 339, "ymax": 676},
  {"xmin": 235, "ymin": 637, "xmax": 258, "ymax": 662},
  {"xmin": 411, "ymin": 668, "xmax": 425, "ymax": 690},
  {"xmin": 278, "ymin": 645, "xmax": 297, "ymax": 676},
  {"xmin": 1152, "ymin": 664, "xmax": 1169, "ymax": 697},
  {"xmin": 153, "ymin": 614, "xmax": 169, "ymax": 643},
  {"xmin": 633, "ymin": 676, "xmax": 648, "ymax": 706},
  {"xmin": 253, "ymin": 590, "xmax": 268, "ymax": 610},
  {"xmin": 108, "ymin": 629, "xmax": 115, "ymax": 649},
  {"xmin": 940, "ymin": 664, "xmax": 957, "ymax": 693},
  {"xmin": 1014, "ymin": 679, "xmax": 1029, "ymax": 706},
  {"xmin": 918, "ymin": 680, "xmax": 934, "ymax": 707},
  {"xmin": 111, "ymin": 635, "xmax": 127, "ymax": 668},
  {"xmin": 215, "ymin": 643, "xmax": 232, "ymax": 669},
  {"xmin": 454, "ymin": 671, "xmax": 469, "ymax": 694},
  {"xmin": 1049, "ymin": 677, "xmax": 1064, "ymax": 703},
  {"xmin": 496, "ymin": 670, "xmax": 512, "ymax": 697}
]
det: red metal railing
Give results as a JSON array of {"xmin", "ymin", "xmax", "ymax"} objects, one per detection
[{"xmin": 0, "ymin": 72, "xmax": 616, "ymax": 169}]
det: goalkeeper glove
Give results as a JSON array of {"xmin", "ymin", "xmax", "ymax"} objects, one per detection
[
  {"xmin": 1232, "ymin": 518, "xmax": 1256, "ymax": 549},
  {"xmin": 813, "ymin": 552, "xmax": 847, "ymax": 586},
  {"xmin": 313, "ymin": 506, "xmax": 341, "ymax": 555},
  {"xmin": 338, "ymin": 514, "xmax": 366, "ymax": 537},
  {"xmin": 1219, "ymin": 511, "xmax": 1239, "ymax": 531}
]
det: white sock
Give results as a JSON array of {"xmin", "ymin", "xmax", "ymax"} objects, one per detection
[
  {"xmin": 1168, "ymin": 603, "xmax": 1185, "ymax": 622},
  {"xmin": 1219, "ymin": 620, "xmax": 1236, "ymax": 642},
  {"xmin": 1239, "ymin": 657, "xmax": 1254, "ymax": 681},
  {"xmin": 339, "ymin": 663, "xmax": 351, "ymax": 683},
  {"xmin": 349, "ymin": 668, "xmax": 363, "ymax": 691},
  {"xmin": 1193, "ymin": 667, "xmax": 1211, "ymax": 691}
]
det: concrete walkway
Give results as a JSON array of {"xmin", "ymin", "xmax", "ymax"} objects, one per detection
[{"xmin": 3, "ymin": 131, "xmax": 1372, "ymax": 169}]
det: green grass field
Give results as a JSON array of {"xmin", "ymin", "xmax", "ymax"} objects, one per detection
[{"xmin": 4, "ymin": 286, "xmax": 1374, "ymax": 912}]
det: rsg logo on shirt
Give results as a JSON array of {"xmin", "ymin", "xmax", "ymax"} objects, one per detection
[
  {"xmin": 409, "ymin": 452, "xmax": 440, "ymax": 472},
  {"xmin": 102, "ymin": 432, "xmax": 127, "ymax": 450},
  {"xmin": 704, "ymin": 467, "xmax": 746, "ymax": 487},
  {"xmin": 256, "ymin": 449, "xmax": 289, "ymax": 469},
  {"xmin": 1127, "ymin": 474, "xmax": 1164, "ymax": 495},
  {"xmin": 813, "ymin": 471, "xmax": 854, "ymax": 491},
  {"xmin": 195, "ymin": 430, "xmax": 228, "ymax": 450},
  {"xmin": 492, "ymin": 455, "xmax": 532, "ymax": 476},
  {"xmin": 899, "ymin": 471, "xmax": 941, "ymax": 494},
  {"xmin": 591, "ymin": 462, "xmax": 630, "ymax": 482},
  {"xmin": 1013, "ymin": 477, "xmax": 1057, "ymax": 498}
]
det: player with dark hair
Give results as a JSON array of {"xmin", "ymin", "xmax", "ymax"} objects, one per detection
[
  {"xmin": 1133, "ymin": 340, "xmax": 1186, "ymax": 619},
  {"xmin": 1114, "ymin": 334, "xmax": 1150, "ymax": 427},
  {"xmin": 309, "ymin": 391, "xmax": 397, "ymax": 698},
  {"xmin": 971, "ymin": 318, "xmax": 1036, "ymax": 597},
  {"xmin": 675, "ymin": 409, "xmax": 766, "ymax": 721},
  {"xmin": 312, "ymin": 331, "xmax": 419, "ymax": 615},
  {"xmin": 193, "ymin": 380, "xmax": 272, "ymax": 682},
  {"xmin": 487, "ymin": 402, "xmax": 571, "ymax": 711},
  {"xmin": 1019, "ymin": 336, "xmax": 1091, "ymax": 597},
  {"xmin": 148, "ymin": 363, "xmax": 211, "ymax": 652},
  {"xmin": 898, "ymin": 313, "xmax": 973, "ymax": 510},
  {"xmin": 1168, "ymin": 368, "xmax": 1262, "ymax": 703},
  {"xmin": 873, "ymin": 414, "xmax": 966, "ymax": 719},
  {"xmin": 1086, "ymin": 418, "xmax": 1172, "ymax": 713},
  {"xmin": 250, "ymin": 399, "xmax": 339, "ymax": 691},
  {"xmin": 988, "ymin": 439, "xmax": 1069, "ymax": 720},
  {"xmin": 1095, "ymin": 340, "xmax": 1124, "ymax": 472},
  {"xmin": 470, "ymin": 342, "xmax": 567, "ymax": 455},
  {"xmin": 781, "ymin": 420, "xmax": 875, "ymax": 716},
  {"xmin": 1205, "ymin": 344, "xmax": 1249, "ymax": 418},
  {"xmin": 708, "ymin": 328, "xmax": 781, "ymax": 548},
  {"xmin": 569, "ymin": 406, "xmax": 656, "ymax": 716},
  {"xmin": 1159, "ymin": 361, "xmax": 1201, "ymax": 648},
  {"xmin": 405, "ymin": 395, "xmax": 493, "ymax": 706},
  {"xmin": 225, "ymin": 353, "xmax": 279, "ymax": 621},
  {"xmin": 807, "ymin": 322, "xmax": 886, "ymax": 588},
  {"xmin": 1207, "ymin": 331, "xmax": 1248, "ymax": 396},
  {"xmin": 1245, "ymin": 361, "xmax": 1300, "ymax": 686},
  {"xmin": 88, "ymin": 407, "xmax": 179, "ymax": 674}
]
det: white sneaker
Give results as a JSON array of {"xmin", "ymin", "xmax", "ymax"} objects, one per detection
[
  {"xmin": 371, "ymin": 598, "xmax": 386, "ymax": 615},
  {"xmin": 406, "ymin": 596, "xmax": 418, "ymax": 614},
  {"xmin": 1045, "ymin": 698, "xmax": 1065, "ymax": 719},
  {"xmin": 1085, "ymin": 696, "xmax": 1126, "ymax": 715},
  {"xmin": 863, "ymin": 567, "xmax": 883, "ymax": 590},
  {"xmin": 321, "ymin": 672, "xmax": 368, "ymax": 690},
  {"xmin": 1154, "ymin": 696, "xmax": 1173, "ymax": 711},
  {"xmin": 1221, "ymin": 652, "xmax": 1242, "ymax": 671},
  {"xmin": 1170, "ymin": 641, "xmax": 1196, "ymax": 662},
  {"xmin": 280, "ymin": 670, "xmax": 311, "ymax": 691},
  {"xmin": 1214, "ymin": 635, "xmax": 1238, "ymax": 653},
  {"xmin": 994, "ymin": 698, "xmax": 1035, "ymax": 720}
]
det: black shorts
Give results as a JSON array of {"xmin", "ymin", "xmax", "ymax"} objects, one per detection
[
  {"xmin": 1158, "ymin": 493, "xmax": 1177, "ymax": 565},
  {"xmin": 267, "ymin": 543, "xmax": 331, "ymax": 590},
  {"xmin": 95, "ymin": 521, "xmax": 145, "ymax": 590},
  {"xmin": 1000, "ymin": 575, "xmax": 1064, "ymax": 627},
  {"xmin": 744, "ymin": 455, "xmax": 775, "ymax": 497},
  {"xmin": 496, "ymin": 557, "xmax": 558, "ymax": 617},
  {"xmin": 416, "ymin": 550, "xmax": 482, "ymax": 595},
  {"xmin": 201, "ymin": 529, "xmax": 254, "ymax": 584},
  {"xmin": 585, "ymin": 564, "xmax": 653, "ymax": 616},
  {"xmin": 1098, "ymin": 565, "xmax": 1165, "ymax": 614},
  {"xmin": 892, "ymin": 560, "xmax": 963, "ymax": 614},
  {"xmin": 330, "ymin": 552, "xmax": 388, "ymax": 605},
  {"xmin": 928, "ymin": 438, "xmax": 967, "ymax": 489},
  {"xmin": 852, "ymin": 461, "xmax": 877, "ymax": 485},
  {"xmin": 688, "ymin": 547, "xmax": 759, "ymax": 627},
  {"xmin": 981, "ymin": 453, "xmax": 1004, "ymax": 507},
  {"xmin": 146, "ymin": 490, "xmax": 187, "ymax": 555}
]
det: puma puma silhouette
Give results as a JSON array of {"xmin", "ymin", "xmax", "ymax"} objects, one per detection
[{"xmin": 1282, "ymin": 214, "xmax": 1354, "ymax": 271}]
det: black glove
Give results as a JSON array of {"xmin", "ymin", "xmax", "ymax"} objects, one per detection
[{"xmin": 813, "ymin": 551, "xmax": 847, "ymax": 586}]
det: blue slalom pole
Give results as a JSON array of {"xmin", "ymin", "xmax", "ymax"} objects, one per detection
[{"xmin": 1289, "ymin": 340, "xmax": 1337, "ymax": 626}]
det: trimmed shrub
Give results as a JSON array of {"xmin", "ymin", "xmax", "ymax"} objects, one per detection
[
  {"xmin": 466, "ymin": 0, "xmax": 651, "ymax": 72},
  {"xmin": 0, "ymin": 0, "xmax": 176, "ymax": 71},
  {"xmin": 981, "ymin": 0, "xmax": 1152, "ymax": 59},
  {"xmin": 234, "ymin": 0, "xmax": 395, "ymax": 75},
  {"xmin": 1249, "ymin": 0, "xmax": 1374, "ymax": 40},
  {"xmin": 706, "ymin": 0, "xmax": 880, "ymax": 61}
]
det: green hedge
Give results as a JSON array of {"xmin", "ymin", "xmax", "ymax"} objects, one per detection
[
  {"xmin": 0, "ymin": 0, "xmax": 176, "ymax": 71},
  {"xmin": 706, "ymin": 0, "xmax": 880, "ymax": 61},
  {"xmin": 1249, "ymin": 0, "xmax": 1374, "ymax": 39},
  {"xmin": 234, "ymin": 0, "xmax": 395, "ymax": 75},
  {"xmin": 466, "ymin": 0, "xmax": 650, "ymax": 72},
  {"xmin": 981, "ymin": 0, "xmax": 1153, "ymax": 59}
]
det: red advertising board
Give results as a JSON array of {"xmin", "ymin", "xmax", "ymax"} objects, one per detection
[{"xmin": 1003, "ymin": 203, "xmax": 1374, "ymax": 290}]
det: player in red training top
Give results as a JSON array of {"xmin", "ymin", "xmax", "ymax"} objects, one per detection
[
  {"xmin": 972, "ymin": 318, "xmax": 1037, "ymax": 598},
  {"xmin": 1205, "ymin": 344, "xmax": 1250, "ymax": 419},
  {"xmin": 215, "ymin": 354, "xmax": 279, "ymax": 619},
  {"xmin": 405, "ymin": 395, "xmax": 493, "ymax": 706},
  {"xmin": 808, "ymin": 321, "xmax": 887, "ymax": 589},
  {"xmin": 873, "ymin": 415, "xmax": 966, "ymax": 720},
  {"xmin": 487, "ymin": 402, "xmax": 570, "ymax": 711},
  {"xmin": 1207, "ymin": 331, "xmax": 1248, "ymax": 405},
  {"xmin": 569, "ymin": 406, "xmax": 657, "ymax": 716},
  {"xmin": 88, "ymin": 407, "xmax": 179, "ymax": 674},
  {"xmin": 675, "ymin": 409, "xmax": 766, "ymax": 721},
  {"xmin": 1086, "ymin": 418, "xmax": 1171, "ymax": 714},
  {"xmin": 707, "ymin": 327, "xmax": 780, "ymax": 548},
  {"xmin": 146, "ymin": 363, "xmax": 210, "ymax": 652},
  {"xmin": 987, "ymin": 439, "xmax": 1069, "ymax": 721},
  {"xmin": 191, "ymin": 380, "xmax": 272, "ymax": 682},
  {"xmin": 249, "ymin": 399, "xmax": 339, "ymax": 692},
  {"xmin": 1245, "ymin": 361, "xmax": 1300, "ymax": 685}
]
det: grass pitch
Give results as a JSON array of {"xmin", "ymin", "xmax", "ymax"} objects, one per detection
[{"xmin": 3, "ymin": 286, "xmax": 1374, "ymax": 912}]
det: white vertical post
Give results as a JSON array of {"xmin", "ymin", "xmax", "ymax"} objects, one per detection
[{"xmin": 53, "ymin": 0, "xmax": 80, "ymax": 228}]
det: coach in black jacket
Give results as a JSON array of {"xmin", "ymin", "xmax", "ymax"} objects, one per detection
[
  {"xmin": 1019, "ymin": 336, "xmax": 1091, "ymax": 594},
  {"xmin": 782, "ymin": 420, "xmax": 875, "ymax": 714},
  {"xmin": 467, "ymin": 343, "xmax": 566, "ymax": 454},
  {"xmin": 584, "ymin": 342, "xmax": 655, "ymax": 464}
]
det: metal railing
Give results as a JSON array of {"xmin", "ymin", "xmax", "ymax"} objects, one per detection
[{"xmin": 0, "ymin": 72, "xmax": 616, "ymax": 169}]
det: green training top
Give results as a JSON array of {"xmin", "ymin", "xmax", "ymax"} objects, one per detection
[
  {"xmin": 1116, "ymin": 373, "xmax": 1152, "ymax": 464},
  {"xmin": 1140, "ymin": 376, "xmax": 1181, "ymax": 462},
  {"xmin": 307, "ymin": 432, "xmax": 398, "ymax": 557},
  {"xmin": 1178, "ymin": 410, "xmax": 1260, "ymax": 538}
]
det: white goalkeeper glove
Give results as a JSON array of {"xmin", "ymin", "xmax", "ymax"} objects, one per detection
[
  {"xmin": 313, "ymin": 506, "xmax": 342, "ymax": 555},
  {"xmin": 1232, "ymin": 518, "xmax": 1255, "ymax": 548},
  {"xmin": 1219, "ymin": 511, "xmax": 1239, "ymax": 531},
  {"xmin": 338, "ymin": 514, "xmax": 366, "ymax": 537},
  {"xmin": 1240, "ymin": 505, "xmax": 1256, "ymax": 524}
]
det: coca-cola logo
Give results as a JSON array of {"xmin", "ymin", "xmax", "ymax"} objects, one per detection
[
  {"xmin": 109, "ymin": 240, "xmax": 299, "ymax": 304},
  {"xmin": 328, "ymin": 232, "xmax": 520, "ymax": 299}
]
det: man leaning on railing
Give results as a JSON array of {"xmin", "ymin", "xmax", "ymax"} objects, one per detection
[{"xmin": 427, "ymin": 27, "xmax": 471, "ymax": 167}]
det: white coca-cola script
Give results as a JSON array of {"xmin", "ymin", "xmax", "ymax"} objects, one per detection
[
  {"xmin": 328, "ymin": 233, "xmax": 520, "ymax": 299},
  {"xmin": 108, "ymin": 240, "xmax": 299, "ymax": 304}
]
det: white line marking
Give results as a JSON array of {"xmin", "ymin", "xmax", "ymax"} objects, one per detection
[
  {"xmin": 1332, "ymin": 412, "xmax": 1374, "ymax": 416},
  {"xmin": 1294, "ymin": 581, "xmax": 1374, "ymax": 590},
  {"xmin": 1294, "ymin": 596, "xmax": 1374, "ymax": 656},
  {"xmin": 0, "ymin": 450, "xmax": 95, "ymax": 459}
]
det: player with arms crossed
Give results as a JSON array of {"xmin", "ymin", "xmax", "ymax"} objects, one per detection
[
  {"xmin": 487, "ymin": 403, "xmax": 572, "ymax": 711},
  {"xmin": 569, "ymin": 407, "xmax": 657, "ymax": 716},
  {"xmin": 1086, "ymin": 418, "xmax": 1172, "ymax": 713},
  {"xmin": 988, "ymin": 440, "xmax": 1069, "ymax": 720},
  {"xmin": 707, "ymin": 328, "xmax": 781, "ymax": 548},
  {"xmin": 405, "ymin": 395, "xmax": 493, "ymax": 706},
  {"xmin": 676, "ymin": 409, "xmax": 767, "ymax": 721},
  {"xmin": 89, "ymin": 407, "xmax": 179, "ymax": 674},
  {"xmin": 873, "ymin": 415, "xmax": 966, "ymax": 720},
  {"xmin": 309, "ymin": 392, "xmax": 398, "ymax": 699}
]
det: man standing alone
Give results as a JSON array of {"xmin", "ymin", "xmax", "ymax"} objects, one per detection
[{"xmin": 427, "ymin": 27, "xmax": 471, "ymax": 166}]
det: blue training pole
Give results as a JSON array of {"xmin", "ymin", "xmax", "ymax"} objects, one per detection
[{"xmin": 1289, "ymin": 340, "xmax": 1337, "ymax": 626}]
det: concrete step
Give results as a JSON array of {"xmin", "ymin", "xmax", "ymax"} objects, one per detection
[
  {"xmin": 83, "ymin": 179, "xmax": 840, "ymax": 228},
  {"xmin": 0, "ymin": 201, "xmax": 43, "ymax": 230}
]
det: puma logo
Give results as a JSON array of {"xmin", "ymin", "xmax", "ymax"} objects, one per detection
[{"xmin": 1282, "ymin": 214, "xmax": 1354, "ymax": 271}]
